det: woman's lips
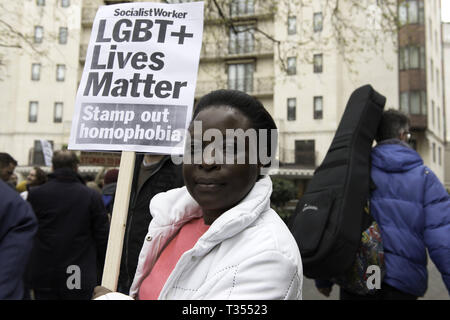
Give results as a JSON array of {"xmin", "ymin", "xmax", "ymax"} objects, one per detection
[{"xmin": 195, "ymin": 179, "xmax": 225, "ymax": 191}]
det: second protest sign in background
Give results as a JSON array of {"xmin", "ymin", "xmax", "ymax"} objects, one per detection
[{"xmin": 69, "ymin": 1, "xmax": 204, "ymax": 154}]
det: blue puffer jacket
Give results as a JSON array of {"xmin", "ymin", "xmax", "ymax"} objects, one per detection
[
  {"xmin": 371, "ymin": 140, "xmax": 450, "ymax": 297},
  {"xmin": 0, "ymin": 180, "xmax": 37, "ymax": 299}
]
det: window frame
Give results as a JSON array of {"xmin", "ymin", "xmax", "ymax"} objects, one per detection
[
  {"xmin": 61, "ymin": 0, "xmax": 70, "ymax": 8},
  {"xmin": 227, "ymin": 63, "xmax": 254, "ymax": 93},
  {"xmin": 54, "ymin": 102, "xmax": 63, "ymax": 123},
  {"xmin": 287, "ymin": 16, "xmax": 297, "ymax": 35},
  {"xmin": 230, "ymin": 0, "xmax": 254, "ymax": 17},
  {"xmin": 313, "ymin": 12, "xmax": 323, "ymax": 32},
  {"xmin": 313, "ymin": 54, "xmax": 323, "ymax": 73},
  {"xmin": 287, "ymin": 98, "xmax": 296, "ymax": 121},
  {"xmin": 398, "ymin": 0, "xmax": 424, "ymax": 26},
  {"xmin": 399, "ymin": 90, "xmax": 427, "ymax": 115},
  {"xmin": 287, "ymin": 56, "xmax": 297, "ymax": 75},
  {"xmin": 29, "ymin": 101, "xmax": 38, "ymax": 123},
  {"xmin": 229, "ymin": 25, "xmax": 255, "ymax": 54},
  {"xmin": 59, "ymin": 27, "xmax": 68, "ymax": 45},
  {"xmin": 56, "ymin": 64, "xmax": 66, "ymax": 82},
  {"xmin": 34, "ymin": 26, "xmax": 43, "ymax": 44},
  {"xmin": 31, "ymin": 63, "xmax": 41, "ymax": 81},
  {"xmin": 313, "ymin": 96, "xmax": 323, "ymax": 119}
]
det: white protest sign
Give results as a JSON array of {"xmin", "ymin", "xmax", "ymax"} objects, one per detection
[
  {"xmin": 68, "ymin": 1, "xmax": 204, "ymax": 154},
  {"xmin": 40, "ymin": 139, "xmax": 53, "ymax": 167}
]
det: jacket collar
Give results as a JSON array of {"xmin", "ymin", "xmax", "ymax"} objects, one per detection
[
  {"xmin": 149, "ymin": 175, "xmax": 273, "ymax": 253},
  {"xmin": 49, "ymin": 168, "xmax": 85, "ymax": 184},
  {"xmin": 377, "ymin": 138, "xmax": 412, "ymax": 149}
]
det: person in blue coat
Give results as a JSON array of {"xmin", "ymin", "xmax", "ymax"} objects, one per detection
[
  {"xmin": 0, "ymin": 179, "xmax": 37, "ymax": 299},
  {"xmin": 316, "ymin": 109, "xmax": 450, "ymax": 299}
]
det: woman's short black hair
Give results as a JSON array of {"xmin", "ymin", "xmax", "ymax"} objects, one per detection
[{"xmin": 193, "ymin": 89, "xmax": 278, "ymax": 166}]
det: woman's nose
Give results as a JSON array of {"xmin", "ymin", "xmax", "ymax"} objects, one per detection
[{"xmin": 199, "ymin": 150, "xmax": 221, "ymax": 170}]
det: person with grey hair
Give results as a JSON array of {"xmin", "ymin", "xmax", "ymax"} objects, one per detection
[
  {"xmin": 317, "ymin": 109, "xmax": 450, "ymax": 300},
  {"xmin": 26, "ymin": 150, "xmax": 110, "ymax": 300}
]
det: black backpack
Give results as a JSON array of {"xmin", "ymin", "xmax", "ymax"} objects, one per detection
[{"xmin": 289, "ymin": 85, "xmax": 386, "ymax": 279}]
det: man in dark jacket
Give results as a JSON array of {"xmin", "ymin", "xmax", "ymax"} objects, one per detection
[
  {"xmin": 316, "ymin": 109, "xmax": 450, "ymax": 299},
  {"xmin": 0, "ymin": 180, "xmax": 37, "ymax": 299},
  {"xmin": 117, "ymin": 154, "xmax": 184, "ymax": 294},
  {"xmin": 0, "ymin": 152, "xmax": 18, "ymax": 185},
  {"xmin": 27, "ymin": 150, "xmax": 110, "ymax": 300}
]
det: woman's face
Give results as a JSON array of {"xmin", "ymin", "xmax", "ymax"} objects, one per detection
[
  {"xmin": 182, "ymin": 106, "xmax": 260, "ymax": 224},
  {"xmin": 27, "ymin": 169, "xmax": 37, "ymax": 183}
]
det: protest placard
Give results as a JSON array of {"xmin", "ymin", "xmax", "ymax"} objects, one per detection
[
  {"xmin": 40, "ymin": 139, "xmax": 53, "ymax": 167},
  {"xmin": 68, "ymin": 1, "xmax": 204, "ymax": 154},
  {"xmin": 68, "ymin": 1, "xmax": 204, "ymax": 292}
]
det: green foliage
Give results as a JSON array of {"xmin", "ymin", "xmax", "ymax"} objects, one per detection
[
  {"xmin": 271, "ymin": 177, "xmax": 296, "ymax": 208},
  {"xmin": 271, "ymin": 177, "xmax": 297, "ymax": 223}
]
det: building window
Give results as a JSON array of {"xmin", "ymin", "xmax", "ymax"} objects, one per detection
[
  {"xmin": 230, "ymin": 0, "xmax": 254, "ymax": 16},
  {"xmin": 227, "ymin": 63, "xmax": 253, "ymax": 92},
  {"xmin": 435, "ymin": 30, "xmax": 438, "ymax": 52},
  {"xmin": 429, "ymin": 18, "xmax": 432, "ymax": 39},
  {"xmin": 59, "ymin": 27, "xmax": 68, "ymax": 44},
  {"xmin": 314, "ymin": 96, "xmax": 323, "ymax": 119},
  {"xmin": 398, "ymin": 0, "xmax": 424, "ymax": 25},
  {"xmin": 229, "ymin": 25, "xmax": 254, "ymax": 54},
  {"xmin": 432, "ymin": 142, "xmax": 436, "ymax": 163},
  {"xmin": 37, "ymin": 0, "xmax": 45, "ymax": 6},
  {"xmin": 54, "ymin": 102, "xmax": 63, "ymax": 123},
  {"xmin": 400, "ymin": 90, "xmax": 427, "ymax": 115},
  {"xmin": 61, "ymin": 0, "xmax": 70, "ymax": 8},
  {"xmin": 437, "ymin": 106, "xmax": 441, "ymax": 131},
  {"xmin": 287, "ymin": 98, "xmax": 296, "ymax": 121},
  {"xmin": 430, "ymin": 59, "xmax": 433, "ymax": 82},
  {"xmin": 436, "ymin": 69, "xmax": 440, "ymax": 94},
  {"xmin": 399, "ymin": 46, "xmax": 425, "ymax": 70},
  {"xmin": 313, "ymin": 54, "xmax": 323, "ymax": 73},
  {"xmin": 34, "ymin": 26, "xmax": 43, "ymax": 43},
  {"xmin": 431, "ymin": 100, "xmax": 435, "ymax": 125},
  {"xmin": 438, "ymin": 147, "xmax": 442, "ymax": 166},
  {"xmin": 29, "ymin": 101, "xmax": 38, "ymax": 123},
  {"xmin": 288, "ymin": 16, "xmax": 297, "ymax": 35},
  {"xmin": 287, "ymin": 57, "xmax": 296, "ymax": 75},
  {"xmin": 31, "ymin": 63, "xmax": 41, "ymax": 81},
  {"xmin": 56, "ymin": 64, "xmax": 65, "ymax": 81},
  {"xmin": 313, "ymin": 12, "xmax": 323, "ymax": 32},
  {"xmin": 295, "ymin": 140, "xmax": 315, "ymax": 167}
]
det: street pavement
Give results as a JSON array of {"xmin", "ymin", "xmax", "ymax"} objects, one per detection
[{"xmin": 301, "ymin": 257, "xmax": 449, "ymax": 300}]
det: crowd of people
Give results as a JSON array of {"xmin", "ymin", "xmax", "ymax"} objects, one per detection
[{"xmin": 0, "ymin": 90, "xmax": 449, "ymax": 301}]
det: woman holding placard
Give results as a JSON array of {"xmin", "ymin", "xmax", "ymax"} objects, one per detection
[{"xmin": 94, "ymin": 89, "xmax": 302, "ymax": 300}]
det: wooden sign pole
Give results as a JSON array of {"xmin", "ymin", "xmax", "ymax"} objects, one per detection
[{"xmin": 101, "ymin": 151, "xmax": 135, "ymax": 291}]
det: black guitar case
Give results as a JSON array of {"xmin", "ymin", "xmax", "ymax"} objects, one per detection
[{"xmin": 289, "ymin": 84, "xmax": 386, "ymax": 279}]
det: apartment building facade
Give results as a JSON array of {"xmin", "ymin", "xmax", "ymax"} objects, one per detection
[
  {"xmin": 443, "ymin": 22, "xmax": 450, "ymax": 189},
  {"xmin": 193, "ymin": 0, "xmax": 447, "ymax": 183},
  {"xmin": 0, "ymin": 0, "xmax": 81, "ymax": 165},
  {"xmin": 0, "ymin": 0, "xmax": 446, "ymax": 186}
]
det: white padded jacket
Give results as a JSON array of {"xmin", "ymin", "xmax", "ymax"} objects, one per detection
[{"xmin": 100, "ymin": 176, "xmax": 302, "ymax": 300}]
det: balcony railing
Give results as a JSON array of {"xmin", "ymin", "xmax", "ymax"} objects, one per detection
[
  {"xmin": 201, "ymin": 38, "xmax": 273, "ymax": 60},
  {"xmin": 205, "ymin": 3, "xmax": 275, "ymax": 22},
  {"xmin": 195, "ymin": 76, "xmax": 274, "ymax": 98}
]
